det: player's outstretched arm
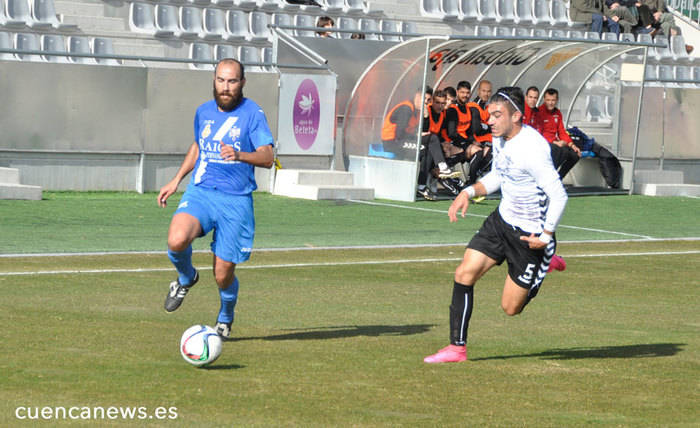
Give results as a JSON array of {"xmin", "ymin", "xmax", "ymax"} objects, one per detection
[
  {"xmin": 448, "ymin": 181, "xmax": 487, "ymax": 222},
  {"xmin": 158, "ymin": 142, "xmax": 199, "ymax": 207},
  {"xmin": 221, "ymin": 144, "xmax": 274, "ymax": 168}
]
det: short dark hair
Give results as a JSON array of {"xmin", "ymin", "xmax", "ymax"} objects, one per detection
[
  {"xmin": 444, "ymin": 86, "xmax": 456, "ymax": 98},
  {"xmin": 425, "ymin": 86, "xmax": 433, "ymax": 96},
  {"xmin": 432, "ymin": 89, "xmax": 446, "ymax": 99},
  {"xmin": 457, "ymin": 80, "xmax": 471, "ymax": 90},
  {"xmin": 317, "ymin": 16, "xmax": 334, "ymax": 27},
  {"xmin": 544, "ymin": 88, "xmax": 559, "ymax": 97},
  {"xmin": 526, "ymin": 86, "xmax": 539, "ymax": 95},
  {"xmin": 215, "ymin": 58, "xmax": 245, "ymax": 80},
  {"xmin": 489, "ymin": 86, "xmax": 525, "ymax": 118}
]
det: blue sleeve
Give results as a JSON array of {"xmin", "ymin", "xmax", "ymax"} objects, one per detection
[
  {"xmin": 193, "ymin": 108, "xmax": 200, "ymax": 143},
  {"xmin": 249, "ymin": 108, "xmax": 274, "ymax": 149}
]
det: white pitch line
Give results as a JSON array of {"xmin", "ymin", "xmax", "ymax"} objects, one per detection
[
  {"xmin": 3, "ymin": 237, "xmax": 700, "ymax": 259},
  {"xmin": 1, "ymin": 250, "xmax": 698, "ymax": 277},
  {"xmin": 349, "ymin": 199, "xmax": 654, "ymax": 240}
]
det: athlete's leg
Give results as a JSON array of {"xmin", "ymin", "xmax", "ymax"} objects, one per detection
[
  {"xmin": 501, "ymin": 274, "xmax": 530, "ymax": 316},
  {"xmin": 167, "ymin": 213, "xmax": 201, "ymax": 286},
  {"xmin": 425, "ymin": 249, "xmax": 498, "ymax": 363},
  {"xmin": 212, "ymin": 255, "xmax": 239, "ymax": 338}
]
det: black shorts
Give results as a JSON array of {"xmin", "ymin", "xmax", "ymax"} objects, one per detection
[{"xmin": 467, "ymin": 210, "xmax": 557, "ymax": 299}]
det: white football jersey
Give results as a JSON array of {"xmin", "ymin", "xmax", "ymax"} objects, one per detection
[{"xmin": 481, "ymin": 125, "xmax": 567, "ymax": 234}]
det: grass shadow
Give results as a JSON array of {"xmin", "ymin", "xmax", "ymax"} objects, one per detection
[
  {"xmin": 233, "ymin": 324, "xmax": 436, "ymax": 342},
  {"xmin": 471, "ymin": 343, "xmax": 686, "ymax": 361},
  {"xmin": 201, "ymin": 364, "xmax": 246, "ymax": 370}
]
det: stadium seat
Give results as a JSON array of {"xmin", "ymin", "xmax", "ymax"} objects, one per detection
[
  {"xmin": 226, "ymin": 10, "xmax": 250, "ymax": 41},
  {"xmin": 272, "ymin": 12, "xmax": 293, "ymax": 33},
  {"xmin": 475, "ymin": 25, "xmax": 493, "ymax": 36},
  {"xmin": 693, "ymin": 66, "xmax": 700, "ymax": 82},
  {"xmin": 275, "ymin": 0, "xmax": 300, "ymax": 12},
  {"xmin": 211, "ymin": 0, "xmax": 234, "ymax": 6},
  {"xmin": 234, "ymin": 0, "xmax": 257, "ymax": 9},
  {"xmin": 497, "ymin": 0, "xmax": 515, "ymax": 24},
  {"xmin": 620, "ymin": 32, "xmax": 635, "ymax": 43},
  {"xmin": 181, "ymin": 7, "xmax": 212, "ymax": 39},
  {"xmin": 359, "ymin": 18, "xmax": 379, "ymax": 40},
  {"xmin": 550, "ymin": 29, "xmax": 567, "ymax": 39},
  {"xmin": 155, "ymin": 5, "xmax": 181, "ymax": 37},
  {"xmin": 294, "ymin": 14, "xmax": 315, "ymax": 37},
  {"xmin": 40, "ymin": 33, "xmax": 68, "ymax": 62},
  {"xmin": 532, "ymin": 0, "xmax": 551, "ymax": 26},
  {"xmin": 248, "ymin": 11, "xmax": 271, "ymax": 42},
  {"xmin": 262, "ymin": 45, "xmax": 273, "ymax": 70},
  {"xmin": 602, "ymin": 32, "xmax": 618, "ymax": 41},
  {"xmin": 215, "ymin": 43, "xmax": 236, "ymax": 61},
  {"xmin": 670, "ymin": 35, "xmax": 690, "ymax": 62},
  {"xmin": 0, "ymin": 31, "xmax": 17, "ymax": 61},
  {"xmin": 674, "ymin": 65, "xmax": 691, "ymax": 81},
  {"xmin": 514, "ymin": 0, "xmax": 533, "ymax": 25},
  {"xmin": 32, "ymin": 0, "xmax": 77, "ymax": 31},
  {"xmin": 189, "ymin": 42, "xmax": 214, "ymax": 69},
  {"xmin": 14, "ymin": 33, "xmax": 41, "ymax": 61},
  {"xmin": 568, "ymin": 30, "xmax": 585, "ymax": 39},
  {"xmin": 258, "ymin": 0, "xmax": 280, "ymax": 12},
  {"xmin": 644, "ymin": 64, "xmax": 657, "ymax": 80},
  {"xmin": 532, "ymin": 27, "xmax": 548, "ymax": 38},
  {"xmin": 651, "ymin": 36, "xmax": 672, "ymax": 61},
  {"xmin": 203, "ymin": 8, "xmax": 227, "ymax": 40},
  {"xmin": 441, "ymin": 0, "xmax": 460, "ymax": 20},
  {"xmin": 585, "ymin": 94, "xmax": 610, "ymax": 122},
  {"xmin": 7, "ymin": 0, "xmax": 50, "ymax": 28},
  {"xmin": 347, "ymin": 0, "xmax": 374, "ymax": 15},
  {"xmin": 495, "ymin": 26, "xmax": 511, "ymax": 37},
  {"xmin": 401, "ymin": 21, "xmax": 418, "ymax": 40},
  {"xmin": 460, "ymin": 0, "xmax": 479, "ymax": 22},
  {"xmin": 323, "ymin": 0, "xmax": 344, "ymax": 13},
  {"xmin": 187, "ymin": 0, "xmax": 211, "ymax": 6},
  {"xmin": 513, "ymin": 26, "xmax": 530, "ymax": 37},
  {"xmin": 338, "ymin": 16, "xmax": 358, "ymax": 39},
  {"xmin": 379, "ymin": 19, "xmax": 400, "ymax": 41},
  {"xmin": 92, "ymin": 37, "xmax": 120, "ymax": 65},
  {"xmin": 584, "ymin": 31, "xmax": 600, "ymax": 40},
  {"xmin": 129, "ymin": 3, "xmax": 157, "ymax": 35},
  {"xmin": 637, "ymin": 33, "xmax": 652, "ymax": 44},
  {"xmin": 0, "ymin": 0, "xmax": 6, "ymax": 26},
  {"xmin": 421, "ymin": 0, "xmax": 442, "ymax": 18},
  {"xmin": 478, "ymin": 0, "xmax": 497, "ymax": 22},
  {"xmin": 550, "ymin": 0, "xmax": 568, "ymax": 26},
  {"xmin": 67, "ymin": 35, "xmax": 94, "ymax": 63},
  {"xmin": 658, "ymin": 64, "xmax": 673, "ymax": 80},
  {"xmin": 238, "ymin": 45, "xmax": 262, "ymax": 70}
]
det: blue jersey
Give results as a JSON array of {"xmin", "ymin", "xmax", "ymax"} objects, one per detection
[{"xmin": 190, "ymin": 98, "xmax": 274, "ymax": 195}]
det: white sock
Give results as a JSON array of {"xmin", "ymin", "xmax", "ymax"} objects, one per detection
[{"xmin": 438, "ymin": 162, "xmax": 449, "ymax": 171}]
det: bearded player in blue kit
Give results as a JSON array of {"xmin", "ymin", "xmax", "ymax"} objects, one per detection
[{"xmin": 157, "ymin": 58, "xmax": 274, "ymax": 339}]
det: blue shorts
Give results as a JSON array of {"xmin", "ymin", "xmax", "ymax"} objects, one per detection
[{"xmin": 175, "ymin": 185, "xmax": 254, "ymax": 264}]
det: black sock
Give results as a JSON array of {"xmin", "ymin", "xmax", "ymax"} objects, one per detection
[{"xmin": 450, "ymin": 281, "xmax": 474, "ymax": 346}]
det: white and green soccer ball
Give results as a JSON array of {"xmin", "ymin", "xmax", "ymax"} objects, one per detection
[{"xmin": 180, "ymin": 325, "xmax": 222, "ymax": 367}]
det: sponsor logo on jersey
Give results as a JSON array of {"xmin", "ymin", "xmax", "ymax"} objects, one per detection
[{"xmin": 201, "ymin": 123, "xmax": 212, "ymax": 139}]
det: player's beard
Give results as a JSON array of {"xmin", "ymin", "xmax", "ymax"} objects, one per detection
[{"xmin": 213, "ymin": 87, "xmax": 243, "ymax": 111}]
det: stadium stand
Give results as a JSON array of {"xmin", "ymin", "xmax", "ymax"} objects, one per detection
[
  {"xmin": 14, "ymin": 33, "xmax": 40, "ymax": 61},
  {"xmin": 40, "ymin": 33, "xmax": 67, "ymax": 62}
]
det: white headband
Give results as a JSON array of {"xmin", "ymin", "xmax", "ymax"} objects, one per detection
[{"xmin": 495, "ymin": 92, "xmax": 522, "ymax": 114}]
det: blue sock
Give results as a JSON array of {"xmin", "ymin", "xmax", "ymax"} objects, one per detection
[
  {"xmin": 217, "ymin": 277, "xmax": 239, "ymax": 324},
  {"xmin": 167, "ymin": 246, "xmax": 196, "ymax": 286}
]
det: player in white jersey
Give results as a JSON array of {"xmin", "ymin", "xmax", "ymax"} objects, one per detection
[{"xmin": 424, "ymin": 87, "xmax": 568, "ymax": 364}]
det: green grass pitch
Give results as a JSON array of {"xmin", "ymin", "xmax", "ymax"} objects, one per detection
[{"xmin": 0, "ymin": 192, "xmax": 698, "ymax": 426}]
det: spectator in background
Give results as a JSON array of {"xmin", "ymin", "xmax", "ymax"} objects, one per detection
[
  {"xmin": 570, "ymin": 0, "xmax": 619, "ymax": 35},
  {"xmin": 316, "ymin": 16, "xmax": 335, "ymax": 37},
  {"xmin": 608, "ymin": 2, "xmax": 638, "ymax": 34},
  {"xmin": 350, "ymin": 33, "xmax": 365, "ymax": 40},
  {"xmin": 534, "ymin": 88, "xmax": 581, "ymax": 180},
  {"xmin": 635, "ymin": 0, "xmax": 667, "ymax": 32},
  {"xmin": 523, "ymin": 86, "xmax": 540, "ymax": 127},
  {"xmin": 472, "ymin": 80, "xmax": 492, "ymax": 110}
]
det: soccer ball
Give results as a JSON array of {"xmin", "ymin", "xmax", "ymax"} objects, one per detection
[{"xmin": 180, "ymin": 325, "xmax": 222, "ymax": 367}]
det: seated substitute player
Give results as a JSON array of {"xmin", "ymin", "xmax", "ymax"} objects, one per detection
[
  {"xmin": 523, "ymin": 86, "xmax": 539, "ymax": 127},
  {"xmin": 534, "ymin": 88, "xmax": 582, "ymax": 180},
  {"xmin": 424, "ymin": 87, "xmax": 568, "ymax": 363},
  {"xmin": 157, "ymin": 58, "xmax": 275, "ymax": 339}
]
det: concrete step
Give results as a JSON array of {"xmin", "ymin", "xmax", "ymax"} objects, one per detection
[
  {"xmin": 274, "ymin": 183, "xmax": 374, "ymax": 201},
  {"xmin": 275, "ymin": 169, "xmax": 355, "ymax": 186},
  {"xmin": 635, "ymin": 183, "xmax": 700, "ymax": 197},
  {"xmin": 55, "ymin": 1, "xmax": 108, "ymax": 18},
  {"xmin": 0, "ymin": 183, "xmax": 43, "ymax": 200},
  {"xmin": 62, "ymin": 15, "xmax": 126, "ymax": 32},
  {"xmin": 634, "ymin": 169, "xmax": 684, "ymax": 185},
  {"xmin": 0, "ymin": 167, "xmax": 20, "ymax": 184}
]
